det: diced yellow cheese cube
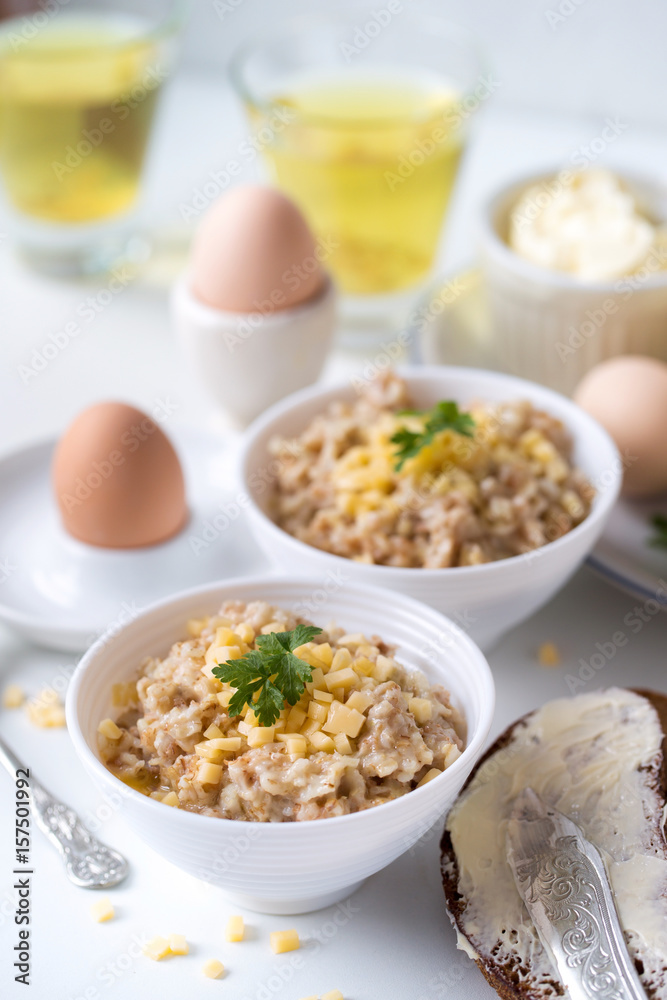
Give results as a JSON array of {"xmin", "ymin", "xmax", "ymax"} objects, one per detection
[
  {"xmin": 225, "ymin": 915, "xmax": 244, "ymax": 942},
  {"xmin": 322, "ymin": 991, "xmax": 344, "ymax": 1000},
  {"xmin": 287, "ymin": 737, "xmax": 307, "ymax": 755},
  {"xmin": 313, "ymin": 688, "xmax": 334, "ymax": 703},
  {"xmin": 324, "ymin": 668, "xmax": 359, "ymax": 692},
  {"xmin": 307, "ymin": 701, "xmax": 328, "ymax": 724},
  {"xmin": 309, "ymin": 731, "xmax": 335, "ymax": 753},
  {"xmin": 27, "ymin": 694, "xmax": 66, "ymax": 728},
  {"xmin": 538, "ymin": 641, "xmax": 561, "ymax": 667},
  {"xmin": 261, "ymin": 621, "xmax": 285, "ymax": 634},
  {"xmin": 331, "ymin": 648, "xmax": 352, "ymax": 671},
  {"xmin": 3, "ymin": 684, "xmax": 25, "ymax": 709},
  {"xmin": 207, "ymin": 737, "xmax": 242, "ymax": 752},
  {"xmin": 345, "ymin": 690, "xmax": 373, "ymax": 713},
  {"xmin": 202, "ymin": 959, "xmax": 225, "ymax": 978},
  {"xmin": 352, "ymin": 656, "xmax": 375, "ymax": 677},
  {"xmin": 337, "ymin": 633, "xmax": 366, "ymax": 650},
  {"xmin": 323, "ymin": 701, "xmax": 366, "ymax": 738},
  {"xmin": 90, "ymin": 897, "xmax": 114, "ymax": 922},
  {"xmin": 187, "ymin": 617, "xmax": 206, "ymax": 637},
  {"xmin": 237, "ymin": 720, "xmax": 253, "ymax": 735},
  {"xmin": 285, "ymin": 706, "xmax": 307, "ymax": 732},
  {"xmin": 204, "ymin": 723, "xmax": 224, "ymax": 739},
  {"xmin": 409, "ymin": 697, "xmax": 433, "ymax": 724},
  {"xmin": 111, "ymin": 681, "xmax": 137, "ymax": 707},
  {"xmin": 244, "ymin": 707, "xmax": 260, "ymax": 726},
  {"xmin": 216, "ymin": 626, "xmax": 242, "ymax": 647},
  {"xmin": 143, "ymin": 936, "xmax": 170, "ymax": 961},
  {"xmin": 198, "ymin": 762, "xmax": 223, "ymax": 786},
  {"xmin": 270, "ymin": 929, "xmax": 300, "ymax": 954},
  {"xmin": 247, "ymin": 726, "xmax": 275, "ymax": 748},
  {"xmin": 444, "ymin": 744, "xmax": 462, "ymax": 767},
  {"xmin": 314, "ymin": 642, "xmax": 333, "ymax": 666},
  {"xmin": 333, "ymin": 733, "xmax": 354, "ymax": 755},
  {"xmin": 162, "ymin": 792, "xmax": 180, "ymax": 807},
  {"xmin": 195, "ymin": 742, "xmax": 224, "ymax": 762},
  {"xmin": 217, "ymin": 690, "xmax": 234, "ymax": 709},
  {"xmin": 236, "ymin": 623, "xmax": 255, "ymax": 644},
  {"xmin": 372, "ymin": 655, "xmax": 395, "ymax": 682},
  {"xmin": 300, "ymin": 718, "xmax": 322, "ymax": 738},
  {"xmin": 168, "ymin": 933, "xmax": 189, "ymax": 955},
  {"xmin": 417, "ymin": 767, "xmax": 442, "ymax": 787}
]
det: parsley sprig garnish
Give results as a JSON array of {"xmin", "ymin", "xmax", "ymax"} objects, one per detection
[
  {"xmin": 212, "ymin": 624, "xmax": 323, "ymax": 726},
  {"xmin": 649, "ymin": 513, "xmax": 667, "ymax": 549},
  {"xmin": 391, "ymin": 401, "xmax": 476, "ymax": 471}
]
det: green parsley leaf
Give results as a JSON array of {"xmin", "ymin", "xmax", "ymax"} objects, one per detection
[
  {"xmin": 391, "ymin": 400, "xmax": 476, "ymax": 471},
  {"xmin": 649, "ymin": 513, "xmax": 667, "ymax": 549},
  {"xmin": 212, "ymin": 624, "xmax": 323, "ymax": 727}
]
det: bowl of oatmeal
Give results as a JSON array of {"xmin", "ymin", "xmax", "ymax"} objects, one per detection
[
  {"xmin": 67, "ymin": 575, "xmax": 494, "ymax": 914},
  {"xmin": 239, "ymin": 366, "xmax": 621, "ymax": 648}
]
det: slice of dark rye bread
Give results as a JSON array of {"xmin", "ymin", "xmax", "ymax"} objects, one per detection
[{"xmin": 440, "ymin": 688, "xmax": 667, "ymax": 1000}]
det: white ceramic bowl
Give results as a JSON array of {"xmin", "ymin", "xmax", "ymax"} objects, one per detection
[
  {"xmin": 479, "ymin": 170, "xmax": 667, "ymax": 395},
  {"xmin": 239, "ymin": 366, "xmax": 622, "ymax": 650},
  {"xmin": 66, "ymin": 575, "xmax": 494, "ymax": 914}
]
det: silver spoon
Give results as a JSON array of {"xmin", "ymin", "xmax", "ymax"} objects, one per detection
[{"xmin": 0, "ymin": 733, "xmax": 128, "ymax": 889}]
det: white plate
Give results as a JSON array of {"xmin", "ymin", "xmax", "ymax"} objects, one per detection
[
  {"xmin": 415, "ymin": 266, "xmax": 667, "ymax": 605},
  {"xmin": 0, "ymin": 427, "xmax": 270, "ymax": 651}
]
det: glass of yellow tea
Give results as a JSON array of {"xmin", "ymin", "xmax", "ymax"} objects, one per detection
[
  {"xmin": 0, "ymin": 0, "xmax": 186, "ymax": 275},
  {"xmin": 231, "ymin": 13, "xmax": 486, "ymax": 339}
]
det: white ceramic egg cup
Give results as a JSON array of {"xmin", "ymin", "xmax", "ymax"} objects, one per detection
[
  {"xmin": 0, "ymin": 427, "xmax": 269, "ymax": 651},
  {"xmin": 171, "ymin": 274, "xmax": 337, "ymax": 427}
]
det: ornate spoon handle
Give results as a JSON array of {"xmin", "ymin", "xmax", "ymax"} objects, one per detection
[{"xmin": 0, "ymin": 733, "xmax": 128, "ymax": 889}]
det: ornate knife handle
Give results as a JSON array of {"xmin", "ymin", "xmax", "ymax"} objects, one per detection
[{"xmin": 0, "ymin": 733, "xmax": 128, "ymax": 889}]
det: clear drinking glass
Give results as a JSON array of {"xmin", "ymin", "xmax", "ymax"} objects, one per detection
[
  {"xmin": 0, "ymin": 0, "xmax": 187, "ymax": 276},
  {"xmin": 230, "ymin": 11, "xmax": 486, "ymax": 342}
]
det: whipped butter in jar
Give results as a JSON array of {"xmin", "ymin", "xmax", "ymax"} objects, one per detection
[{"xmin": 479, "ymin": 169, "xmax": 667, "ymax": 394}]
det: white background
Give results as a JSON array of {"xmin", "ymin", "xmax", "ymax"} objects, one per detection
[{"xmin": 1, "ymin": 3, "xmax": 667, "ymax": 999}]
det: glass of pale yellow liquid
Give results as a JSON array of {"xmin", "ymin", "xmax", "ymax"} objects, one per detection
[
  {"xmin": 231, "ymin": 13, "xmax": 485, "ymax": 340},
  {"xmin": 0, "ymin": 0, "xmax": 186, "ymax": 275}
]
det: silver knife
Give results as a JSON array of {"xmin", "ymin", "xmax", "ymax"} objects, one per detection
[{"xmin": 506, "ymin": 787, "xmax": 646, "ymax": 1000}]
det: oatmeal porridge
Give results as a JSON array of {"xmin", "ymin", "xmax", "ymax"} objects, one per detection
[
  {"xmin": 99, "ymin": 600, "xmax": 465, "ymax": 822},
  {"xmin": 268, "ymin": 371, "xmax": 594, "ymax": 567}
]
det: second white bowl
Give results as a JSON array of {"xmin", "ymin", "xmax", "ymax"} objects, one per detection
[{"xmin": 239, "ymin": 366, "xmax": 622, "ymax": 649}]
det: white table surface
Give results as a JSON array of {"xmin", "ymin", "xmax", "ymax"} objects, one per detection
[{"xmin": 1, "ymin": 74, "xmax": 667, "ymax": 1000}]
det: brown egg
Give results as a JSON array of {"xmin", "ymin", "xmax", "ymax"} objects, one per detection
[
  {"xmin": 574, "ymin": 355, "xmax": 667, "ymax": 497},
  {"xmin": 189, "ymin": 184, "xmax": 325, "ymax": 313},
  {"xmin": 52, "ymin": 402, "xmax": 187, "ymax": 548}
]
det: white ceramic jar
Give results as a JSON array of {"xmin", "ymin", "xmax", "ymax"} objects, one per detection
[{"xmin": 479, "ymin": 171, "xmax": 667, "ymax": 395}]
